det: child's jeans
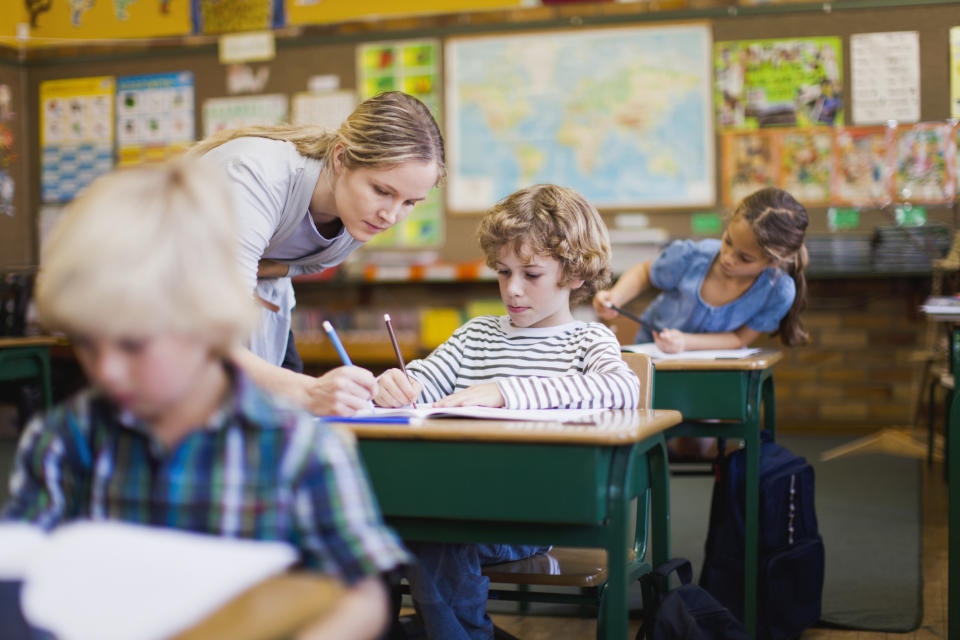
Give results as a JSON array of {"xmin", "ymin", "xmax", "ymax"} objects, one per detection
[{"xmin": 406, "ymin": 541, "xmax": 551, "ymax": 640}]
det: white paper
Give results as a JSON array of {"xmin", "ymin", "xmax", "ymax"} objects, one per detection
[
  {"xmin": 17, "ymin": 520, "xmax": 297, "ymax": 640},
  {"xmin": 0, "ymin": 523, "xmax": 47, "ymax": 579},
  {"xmin": 292, "ymin": 90, "xmax": 356, "ymax": 128},
  {"xmin": 357, "ymin": 405, "xmax": 606, "ymax": 422},
  {"xmin": 851, "ymin": 31, "xmax": 920, "ymax": 124},
  {"xmin": 621, "ymin": 343, "xmax": 761, "ymax": 360}
]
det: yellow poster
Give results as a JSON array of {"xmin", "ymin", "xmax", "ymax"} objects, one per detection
[
  {"xmin": 287, "ymin": 0, "xmax": 522, "ymax": 27},
  {"xmin": 23, "ymin": 0, "xmax": 191, "ymax": 44},
  {"xmin": 40, "ymin": 76, "xmax": 115, "ymax": 203}
]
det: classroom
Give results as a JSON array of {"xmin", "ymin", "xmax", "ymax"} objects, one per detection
[{"xmin": 0, "ymin": 0, "xmax": 955, "ymax": 638}]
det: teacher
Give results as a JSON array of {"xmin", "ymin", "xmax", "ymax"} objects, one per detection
[{"xmin": 191, "ymin": 91, "xmax": 445, "ymax": 415}]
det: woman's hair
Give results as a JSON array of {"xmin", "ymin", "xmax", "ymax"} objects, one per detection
[
  {"xmin": 35, "ymin": 156, "xmax": 256, "ymax": 353},
  {"xmin": 734, "ymin": 187, "xmax": 810, "ymax": 346},
  {"xmin": 477, "ymin": 184, "xmax": 612, "ymax": 305},
  {"xmin": 189, "ymin": 91, "xmax": 445, "ymax": 183}
]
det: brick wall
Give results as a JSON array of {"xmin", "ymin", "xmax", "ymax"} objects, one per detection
[{"xmin": 610, "ymin": 275, "xmax": 934, "ymax": 433}]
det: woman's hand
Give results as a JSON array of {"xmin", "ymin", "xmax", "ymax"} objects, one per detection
[
  {"xmin": 434, "ymin": 382, "xmax": 504, "ymax": 408},
  {"xmin": 374, "ymin": 369, "xmax": 421, "ymax": 407},
  {"xmin": 257, "ymin": 259, "xmax": 290, "ymax": 279},
  {"xmin": 303, "ymin": 366, "xmax": 377, "ymax": 416},
  {"xmin": 592, "ymin": 290, "xmax": 619, "ymax": 321},
  {"xmin": 653, "ymin": 328, "xmax": 687, "ymax": 354}
]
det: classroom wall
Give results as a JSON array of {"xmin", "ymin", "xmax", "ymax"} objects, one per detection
[{"xmin": 0, "ymin": 61, "xmax": 31, "ymax": 268}]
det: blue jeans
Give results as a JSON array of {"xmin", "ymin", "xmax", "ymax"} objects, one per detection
[{"xmin": 406, "ymin": 542, "xmax": 551, "ymax": 640}]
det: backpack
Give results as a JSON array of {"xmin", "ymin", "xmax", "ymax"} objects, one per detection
[
  {"xmin": 640, "ymin": 558, "xmax": 749, "ymax": 640},
  {"xmin": 699, "ymin": 433, "xmax": 825, "ymax": 640}
]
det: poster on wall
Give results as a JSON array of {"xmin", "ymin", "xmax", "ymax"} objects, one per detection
[
  {"xmin": 25, "ymin": 0, "xmax": 191, "ymax": 41},
  {"xmin": 195, "ymin": 0, "xmax": 280, "ymax": 34},
  {"xmin": 714, "ymin": 37, "xmax": 843, "ymax": 130},
  {"xmin": 287, "ymin": 0, "xmax": 522, "ymax": 27},
  {"xmin": 851, "ymin": 31, "xmax": 920, "ymax": 125},
  {"xmin": 0, "ymin": 84, "xmax": 16, "ymax": 217},
  {"xmin": 291, "ymin": 90, "xmax": 355, "ymax": 129},
  {"xmin": 447, "ymin": 23, "xmax": 714, "ymax": 211},
  {"xmin": 40, "ymin": 76, "xmax": 114, "ymax": 203},
  {"xmin": 201, "ymin": 94, "xmax": 288, "ymax": 137},
  {"xmin": 779, "ymin": 130, "xmax": 833, "ymax": 205},
  {"xmin": 951, "ymin": 27, "xmax": 960, "ymax": 119},
  {"xmin": 892, "ymin": 122, "xmax": 954, "ymax": 203},
  {"xmin": 358, "ymin": 40, "xmax": 443, "ymax": 248},
  {"xmin": 721, "ymin": 131, "xmax": 779, "ymax": 206},
  {"xmin": 831, "ymin": 126, "xmax": 893, "ymax": 206},
  {"xmin": 116, "ymin": 72, "xmax": 195, "ymax": 166}
]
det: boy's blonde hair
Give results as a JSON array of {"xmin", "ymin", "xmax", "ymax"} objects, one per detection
[
  {"xmin": 189, "ymin": 91, "xmax": 446, "ymax": 183},
  {"xmin": 35, "ymin": 157, "xmax": 256, "ymax": 352},
  {"xmin": 477, "ymin": 184, "xmax": 612, "ymax": 304}
]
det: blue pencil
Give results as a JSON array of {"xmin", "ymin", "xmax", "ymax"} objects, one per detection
[
  {"xmin": 319, "ymin": 416, "xmax": 412, "ymax": 424},
  {"xmin": 322, "ymin": 320, "xmax": 353, "ymax": 366}
]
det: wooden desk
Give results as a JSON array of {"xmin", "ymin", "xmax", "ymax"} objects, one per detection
[
  {"xmin": 333, "ymin": 409, "xmax": 682, "ymax": 640},
  {"xmin": 651, "ymin": 350, "xmax": 782, "ymax": 637},
  {"xmin": 175, "ymin": 572, "xmax": 345, "ymax": 640},
  {"xmin": 0, "ymin": 336, "xmax": 64, "ymax": 410}
]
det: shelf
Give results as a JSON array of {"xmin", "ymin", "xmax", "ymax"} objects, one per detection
[{"xmin": 296, "ymin": 336, "xmax": 420, "ymax": 366}]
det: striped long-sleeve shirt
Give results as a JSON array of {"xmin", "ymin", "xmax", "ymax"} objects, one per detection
[
  {"xmin": 1, "ymin": 364, "xmax": 410, "ymax": 584},
  {"xmin": 407, "ymin": 315, "xmax": 640, "ymax": 410}
]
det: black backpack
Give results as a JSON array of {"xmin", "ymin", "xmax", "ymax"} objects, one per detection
[
  {"xmin": 699, "ymin": 434, "xmax": 825, "ymax": 639},
  {"xmin": 641, "ymin": 558, "xmax": 749, "ymax": 640}
]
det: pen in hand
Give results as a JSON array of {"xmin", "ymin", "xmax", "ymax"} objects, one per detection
[
  {"xmin": 605, "ymin": 302, "xmax": 654, "ymax": 332},
  {"xmin": 384, "ymin": 313, "xmax": 417, "ymax": 408},
  {"xmin": 322, "ymin": 320, "xmax": 353, "ymax": 366}
]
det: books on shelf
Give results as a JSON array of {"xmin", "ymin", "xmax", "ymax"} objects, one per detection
[{"xmin": 622, "ymin": 343, "xmax": 761, "ymax": 360}]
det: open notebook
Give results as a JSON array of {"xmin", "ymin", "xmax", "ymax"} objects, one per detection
[
  {"xmin": 355, "ymin": 405, "xmax": 606, "ymax": 422},
  {"xmin": 0, "ymin": 521, "xmax": 297, "ymax": 640},
  {"xmin": 622, "ymin": 343, "xmax": 761, "ymax": 360}
]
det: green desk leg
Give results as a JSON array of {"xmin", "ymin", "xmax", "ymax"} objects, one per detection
[{"xmin": 951, "ymin": 390, "xmax": 960, "ymax": 640}]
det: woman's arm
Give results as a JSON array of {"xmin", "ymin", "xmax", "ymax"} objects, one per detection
[
  {"xmin": 231, "ymin": 346, "xmax": 377, "ymax": 416},
  {"xmin": 593, "ymin": 260, "xmax": 653, "ymax": 320},
  {"xmin": 655, "ymin": 325, "xmax": 762, "ymax": 353}
]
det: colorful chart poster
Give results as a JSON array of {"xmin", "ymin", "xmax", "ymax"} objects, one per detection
[
  {"xmin": 116, "ymin": 72, "xmax": 195, "ymax": 166},
  {"xmin": 201, "ymin": 94, "xmax": 288, "ymax": 138},
  {"xmin": 291, "ymin": 90, "xmax": 356, "ymax": 128},
  {"xmin": 0, "ymin": 83, "xmax": 16, "ymax": 217},
  {"xmin": 715, "ymin": 37, "xmax": 843, "ymax": 130},
  {"xmin": 951, "ymin": 27, "xmax": 960, "ymax": 119},
  {"xmin": 287, "ymin": 0, "xmax": 522, "ymax": 26},
  {"xmin": 779, "ymin": 129, "xmax": 833, "ymax": 205},
  {"xmin": 358, "ymin": 40, "xmax": 443, "ymax": 248},
  {"xmin": 721, "ymin": 132, "xmax": 779, "ymax": 206},
  {"xmin": 851, "ymin": 31, "xmax": 920, "ymax": 125},
  {"xmin": 40, "ymin": 76, "xmax": 114, "ymax": 203},
  {"xmin": 831, "ymin": 126, "xmax": 893, "ymax": 206},
  {"xmin": 893, "ymin": 122, "xmax": 954, "ymax": 203}
]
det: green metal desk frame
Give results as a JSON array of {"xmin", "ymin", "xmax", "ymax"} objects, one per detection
[
  {"xmin": 353, "ymin": 419, "xmax": 675, "ymax": 640},
  {"xmin": 652, "ymin": 351, "xmax": 780, "ymax": 638},
  {"xmin": 946, "ymin": 325, "xmax": 959, "ymax": 639},
  {"xmin": 0, "ymin": 338, "xmax": 57, "ymax": 411}
]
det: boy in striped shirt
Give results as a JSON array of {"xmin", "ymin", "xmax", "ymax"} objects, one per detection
[
  {"xmin": 374, "ymin": 184, "xmax": 640, "ymax": 640},
  {"xmin": 2, "ymin": 158, "xmax": 408, "ymax": 640}
]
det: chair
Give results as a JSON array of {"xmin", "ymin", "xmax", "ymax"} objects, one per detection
[{"xmin": 481, "ymin": 352, "xmax": 660, "ymax": 639}]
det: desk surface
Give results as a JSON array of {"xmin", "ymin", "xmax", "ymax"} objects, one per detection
[
  {"xmin": 651, "ymin": 349, "xmax": 782, "ymax": 371},
  {"xmin": 0, "ymin": 336, "xmax": 66, "ymax": 348},
  {"xmin": 329, "ymin": 409, "xmax": 682, "ymax": 445},
  {"xmin": 173, "ymin": 573, "xmax": 343, "ymax": 640}
]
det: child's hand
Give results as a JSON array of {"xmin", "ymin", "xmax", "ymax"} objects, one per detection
[
  {"xmin": 306, "ymin": 366, "xmax": 377, "ymax": 415},
  {"xmin": 592, "ymin": 290, "xmax": 619, "ymax": 321},
  {"xmin": 374, "ymin": 368, "xmax": 421, "ymax": 407},
  {"xmin": 434, "ymin": 382, "xmax": 504, "ymax": 408},
  {"xmin": 653, "ymin": 328, "xmax": 687, "ymax": 354}
]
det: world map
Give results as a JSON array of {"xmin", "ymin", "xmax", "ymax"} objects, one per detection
[{"xmin": 445, "ymin": 24, "xmax": 714, "ymax": 211}]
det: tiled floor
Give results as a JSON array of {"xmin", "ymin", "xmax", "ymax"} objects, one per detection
[{"xmin": 482, "ymin": 458, "xmax": 948, "ymax": 640}]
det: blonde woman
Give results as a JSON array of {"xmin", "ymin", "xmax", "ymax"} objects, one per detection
[{"xmin": 193, "ymin": 91, "xmax": 445, "ymax": 416}]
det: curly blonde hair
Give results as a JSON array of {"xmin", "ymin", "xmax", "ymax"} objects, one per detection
[{"xmin": 477, "ymin": 185, "xmax": 611, "ymax": 304}]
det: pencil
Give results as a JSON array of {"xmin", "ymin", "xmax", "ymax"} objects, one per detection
[
  {"xmin": 322, "ymin": 320, "xmax": 353, "ymax": 366},
  {"xmin": 384, "ymin": 313, "xmax": 418, "ymax": 408},
  {"xmin": 607, "ymin": 303, "xmax": 654, "ymax": 332}
]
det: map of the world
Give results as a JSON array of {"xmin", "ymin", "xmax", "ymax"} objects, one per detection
[{"xmin": 445, "ymin": 24, "xmax": 714, "ymax": 211}]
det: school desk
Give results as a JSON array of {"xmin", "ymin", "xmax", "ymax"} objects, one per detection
[
  {"xmin": 173, "ymin": 572, "xmax": 344, "ymax": 640},
  {"xmin": 651, "ymin": 349, "xmax": 782, "ymax": 638},
  {"xmin": 333, "ymin": 409, "xmax": 682, "ymax": 640},
  {"xmin": 0, "ymin": 336, "xmax": 60, "ymax": 410}
]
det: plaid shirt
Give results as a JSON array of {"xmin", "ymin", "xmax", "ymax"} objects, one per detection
[{"xmin": 1, "ymin": 364, "xmax": 409, "ymax": 584}]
